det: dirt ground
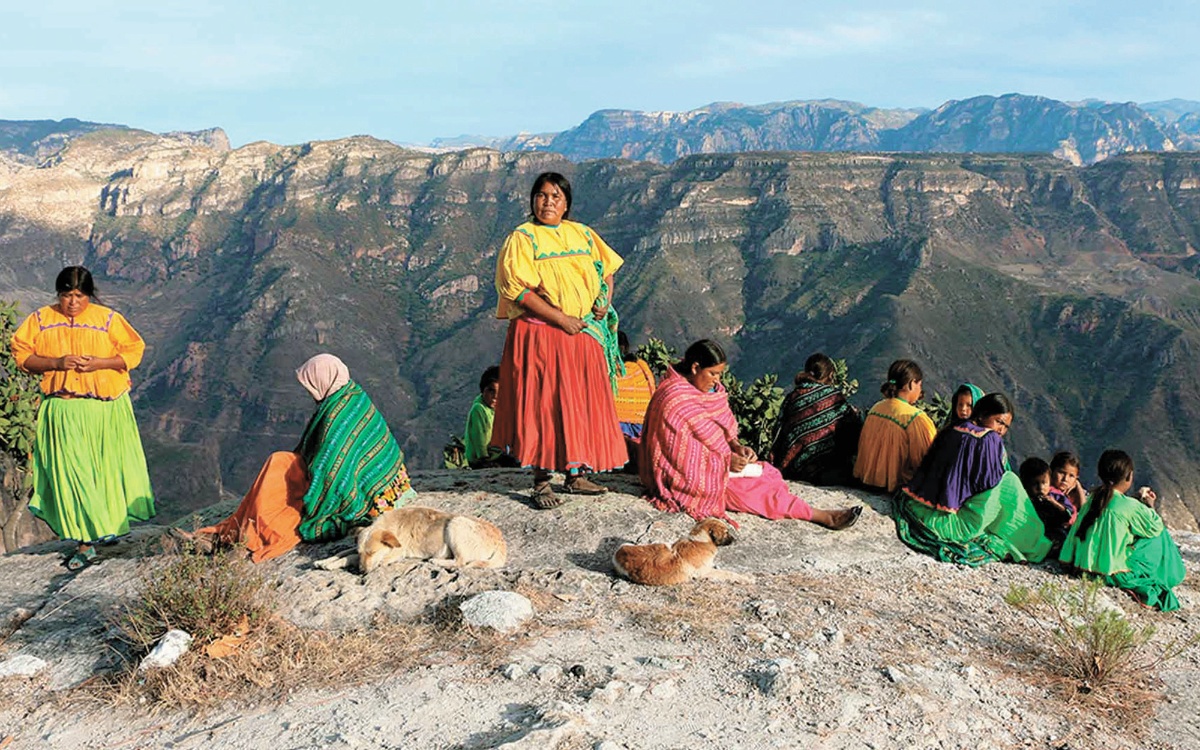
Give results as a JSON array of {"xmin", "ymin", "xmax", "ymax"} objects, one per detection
[{"xmin": 0, "ymin": 468, "xmax": 1198, "ymax": 750}]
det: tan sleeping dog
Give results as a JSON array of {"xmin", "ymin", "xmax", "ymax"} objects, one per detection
[
  {"xmin": 612, "ymin": 518, "xmax": 751, "ymax": 585},
  {"xmin": 314, "ymin": 506, "xmax": 506, "ymax": 574}
]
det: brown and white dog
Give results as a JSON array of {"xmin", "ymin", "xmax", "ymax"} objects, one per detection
[
  {"xmin": 612, "ymin": 518, "xmax": 751, "ymax": 585},
  {"xmin": 314, "ymin": 506, "xmax": 507, "ymax": 574}
]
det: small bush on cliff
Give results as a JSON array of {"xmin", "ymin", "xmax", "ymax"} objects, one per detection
[
  {"xmin": 723, "ymin": 371, "xmax": 785, "ymax": 458},
  {"xmin": 635, "ymin": 337, "xmax": 677, "ymax": 379},
  {"xmin": 0, "ymin": 301, "xmax": 41, "ymax": 472},
  {"xmin": 1005, "ymin": 580, "xmax": 1195, "ymax": 720},
  {"xmin": 117, "ymin": 546, "xmax": 273, "ymax": 649}
]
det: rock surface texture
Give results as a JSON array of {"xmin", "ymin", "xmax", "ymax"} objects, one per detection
[{"xmin": 0, "ymin": 469, "xmax": 1195, "ymax": 749}]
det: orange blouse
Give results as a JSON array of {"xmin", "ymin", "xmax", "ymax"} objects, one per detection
[{"xmin": 11, "ymin": 303, "xmax": 145, "ymax": 400}]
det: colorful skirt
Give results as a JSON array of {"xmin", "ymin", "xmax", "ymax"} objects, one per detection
[
  {"xmin": 200, "ymin": 451, "xmax": 309, "ymax": 563},
  {"xmin": 1105, "ymin": 530, "xmax": 1187, "ymax": 612},
  {"xmin": 894, "ymin": 471, "xmax": 1051, "ymax": 567},
  {"xmin": 491, "ymin": 316, "xmax": 627, "ymax": 473},
  {"xmin": 29, "ymin": 394, "xmax": 155, "ymax": 544}
]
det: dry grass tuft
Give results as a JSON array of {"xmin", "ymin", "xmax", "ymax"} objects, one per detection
[
  {"xmin": 618, "ymin": 583, "xmax": 743, "ymax": 640},
  {"xmin": 1004, "ymin": 579, "xmax": 1196, "ymax": 728}
]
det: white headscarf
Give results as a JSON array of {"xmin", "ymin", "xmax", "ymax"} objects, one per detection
[{"xmin": 296, "ymin": 353, "xmax": 351, "ymax": 402}]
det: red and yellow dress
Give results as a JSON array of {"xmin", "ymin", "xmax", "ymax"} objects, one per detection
[
  {"xmin": 11, "ymin": 303, "xmax": 155, "ymax": 543},
  {"xmin": 491, "ymin": 220, "xmax": 627, "ymax": 473}
]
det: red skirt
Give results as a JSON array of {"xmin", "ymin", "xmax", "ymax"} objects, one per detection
[{"xmin": 491, "ymin": 317, "xmax": 628, "ymax": 473}]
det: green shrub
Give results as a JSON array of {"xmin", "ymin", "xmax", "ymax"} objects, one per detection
[
  {"xmin": 634, "ymin": 337, "xmax": 677, "ymax": 379},
  {"xmin": 915, "ymin": 391, "xmax": 951, "ymax": 427},
  {"xmin": 117, "ymin": 547, "xmax": 273, "ymax": 649},
  {"xmin": 1005, "ymin": 580, "xmax": 1193, "ymax": 702},
  {"xmin": 831, "ymin": 358, "xmax": 859, "ymax": 399},
  {"xmin": 442, "ymin": 435, "xmax": 468, "ymax": 470},
  {"xmin": 723, "ymin": 371, "xmax": 785, "ymax": 458},
  {"xmin": 0, "ymin": 301, "xmax": 41, "ymax": 473}
]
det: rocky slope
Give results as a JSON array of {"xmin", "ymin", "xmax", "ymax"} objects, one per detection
[
  {"xmin": 5, "ymin": 131, "xmax": 1200, "ymax": 527},
  {"xmin": 437, "ymin": 95, "xmax": 1188, "ymax": 166},
  {"xmin": 0, "ymin": 472, "xmax": 1196, "ymax": 749}
]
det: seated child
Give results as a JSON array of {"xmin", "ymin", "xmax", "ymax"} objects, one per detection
[
  {"xmin": 944, "ymin": 382, "xmax": 984, "ymax": 428},
  {"xmin": 1050, "ymin": 451, "xmax": 1087, "ymax": 514},
  {"xmin": 1019, "ymin": 456, "xmax": 1076, "ymax": 545},
  {"xmin": 1059, "ymin": 450, "xmax": 1186, "ymax": 611},
  {"xmin": 463, "ymin": 366, "xmax": 519, "ymax": 469}
]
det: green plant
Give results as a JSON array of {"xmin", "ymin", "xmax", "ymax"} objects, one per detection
[
  {"xmin": 0, "ymin": 301, "xmax": 41, "ymax": 471},
  {"xmin": 442, "ymin": 435, "xmax": 468, "ymax": 470},
  {"xmin": 831, "ymin": 358, "xmax": 859, "ymax": 399},
  {"xmin": 724, "ymin": 371, "xmax": 785, "ymax": 458},
  {"xmin": 634, "ymin": 337, "xmax": 677, "ymax": 379},
  {"xmin": 1005, "ymin": 580, "xmax": 1194, "ymax": 702},
  {"xmin": 117, "ymin": 547, "xmax": 273, "ymax": 649},
  {"xmin": 915, "ymin": 391, "xmax": 951, "ymax": 427}
]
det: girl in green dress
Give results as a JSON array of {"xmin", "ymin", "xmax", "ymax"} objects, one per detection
[{"xmin": 1059, "ymin": 450, "xmax": 1186, "ymax": 611}]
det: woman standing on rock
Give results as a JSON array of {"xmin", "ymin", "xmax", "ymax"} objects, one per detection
[
  {"xmin": 11, "ymin": 266, "xmax": 155, "ymax": 570},
  {"xmin": 192, "ymin": 353, "xmax": 415, "ymax": 562},
  {"xmin": 491, "ymin": 172, "xmax": 627, "ymax": 509},
  {"xmin": 640, "ymin": 339, "xmax": 860, "ymax": 530},
  {"xmin": 893, "ymin": 393, "xmax": 1051, "ymax": 566}
]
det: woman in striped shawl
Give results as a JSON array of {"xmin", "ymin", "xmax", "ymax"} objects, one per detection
[
  {"xmin": 192, "ymin": 354, "xmax": 415, "ymax": 562},
  {"xmin": 770, "ymin": 353, "xmax": 862, "ymax": 486},
  {"xmin": 639, "ymin": 340, "xmax": 860, "ymax": 529}
]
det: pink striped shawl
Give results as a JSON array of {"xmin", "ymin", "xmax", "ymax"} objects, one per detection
[{"xmin": 639, "ymin": 366, "xmax": 738, "ymax": 522}]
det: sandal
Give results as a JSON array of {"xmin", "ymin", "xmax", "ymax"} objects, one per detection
[
  {"xmin": 564, "ymin": 475, "xmax": 608, "ymax": 495},
  {"xmin": 66, "ymin": 546, "xmax": 97, "ymax": 572},
  {"xmin": 822, "ymin": 506, "xmax": 863, "ymax": 531},
  {"xmin": 532, "ymin": 480, "xmax": 567, "ymax": 510}
]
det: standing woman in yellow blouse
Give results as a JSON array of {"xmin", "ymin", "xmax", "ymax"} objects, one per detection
[
  {"xmin": 492, "ymin": 172, "xmax": 628, "ymax": 508},
  {"xmin": 10, "ymin": 267, "xmax": 154, "ymax": 570}
]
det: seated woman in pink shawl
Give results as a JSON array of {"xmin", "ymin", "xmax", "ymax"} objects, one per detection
[{"xmin": 639, "ymin": 339, "xmax": 861, "ymax": 529}]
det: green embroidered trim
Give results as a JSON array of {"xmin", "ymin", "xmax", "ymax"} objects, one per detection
[
  {"xmin": 515, "ymin": 288, "xmax": 529, "ymax": 303},
  {"xmin": 534, "ymin": 248, "xmax": 593, "ymax": 260},
  {"xmin": 865, "ymin": 401, "xmax": 924, "ymax": 429},
  {"xmin": 516, "ymin": 227, "xmax": 538, "ymax": 252}
]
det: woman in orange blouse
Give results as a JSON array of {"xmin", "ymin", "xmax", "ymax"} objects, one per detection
[{"xmin": 11, "ymin": 267, "xmax": 154, "ymax": 570}]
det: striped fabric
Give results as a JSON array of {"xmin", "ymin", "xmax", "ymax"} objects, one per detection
[
  {"xmin": 771, "ymin": 382, "xmax": 855, "ymax": 478},
  {"xmin": 613, "ymin": 359, "xmax": 656, "ymax": 427},
  {"xmin": 295, "ymin": 381, "xmax": 413, "ymax": 541},
  {"xmin": 639, "ymin": 367, "xmax": 739, "ymax": 521}
]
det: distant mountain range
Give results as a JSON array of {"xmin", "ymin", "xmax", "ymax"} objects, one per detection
[{"xmin": 430, "ymin": 94, "xmax": 1200, "ymax": 166}]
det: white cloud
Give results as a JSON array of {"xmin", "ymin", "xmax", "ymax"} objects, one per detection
[{"xmin": 675, "ymin": 11, "xmax": 945, "ymax": 77}]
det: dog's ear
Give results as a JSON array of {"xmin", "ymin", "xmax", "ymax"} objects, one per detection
[{"xmin": 379, "ymin": 531, "xmax": 402, "ymax": 548}]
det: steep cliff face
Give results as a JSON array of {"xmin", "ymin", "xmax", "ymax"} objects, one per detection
[{"xmin": 4, "ymin": 131, "xmax": 1200, "ymax": 527}]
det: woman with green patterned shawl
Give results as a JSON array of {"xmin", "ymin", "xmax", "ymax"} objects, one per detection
[{"xmin": 196, "ymin": 353, "xmax": 414, "ymax": 562}]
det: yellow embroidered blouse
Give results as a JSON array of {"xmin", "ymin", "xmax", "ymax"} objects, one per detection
[
  {"xmin": 494, "ymin": 220, "xmax": 624, "ymax": 320},
  {"xmin": 853, "ymin": 398, "xmax": 937, "ymax": 492},
  {"xmin": 11, "ymin": 303, "xmax": 145, "ymax": 400}
]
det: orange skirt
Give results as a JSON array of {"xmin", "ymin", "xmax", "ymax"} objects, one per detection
[
  {"xmin": 199, "ymin": 451, "xmax": 309, "ymax": 563},
  {"xmin": 491, "ymin": 317, "xmax": 627, "ymax": 473}
]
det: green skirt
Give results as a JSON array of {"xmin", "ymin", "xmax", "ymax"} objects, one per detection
[
  {"xmin": 29, "ymin": 394, "xmax": 155, "ymax": 544},
  {"xmin": 1106, "ymin": 530, "xmax": 1187, "ymax": 612},
  {"xmin": 894, "ymin": 471, "xmax": 1052, "ymax": 567}
]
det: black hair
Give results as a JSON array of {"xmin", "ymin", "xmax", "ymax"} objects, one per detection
[
  {"xmin": 55, "ymin": 266, "xmax": 98, "ymax": 301},
  {"xmin": 1050, "ymin": 450, "xmax": 1081, "ymax": 473},
  {"xmin": 880, "ymin": 359, "xmax": 922, "ymax": 399},
  {"xmin": 529, "ymin": 172, "xmax": 572, "ymax": 222},
  {"xmin": 970, "ymin": 393, "xmax": 1013, "ymax": 423},
  {"xmin": 676, "ymin": 339, "xmax": 727, "ymax": 374},
  {"xmin": 618, "ymin": 331, "xmax": 638, "ymax": 363},
  {"xmin": 1019, "ymin": 457, "xmax": 1051, "ymax": 498},
  {"xmin": 795, "ymin": 352, "xmax": 836, "ymax": 386},
  {"xmin": 1075, "ymin": 449, "xmax": 1135, "ymax": 541},
  {"xmin": 479, "ymin": 365, "xmax": 501, "ymax": 393}
]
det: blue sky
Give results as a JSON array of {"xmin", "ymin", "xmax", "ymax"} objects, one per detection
[{"xmin": 2, "ymin": 0, "xmax": 1196, "ymax": 147}]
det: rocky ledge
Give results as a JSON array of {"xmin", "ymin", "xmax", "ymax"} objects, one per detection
[{"xmin": 0, "ymin": 469, "xmax": 1197, "ymax": 749}]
